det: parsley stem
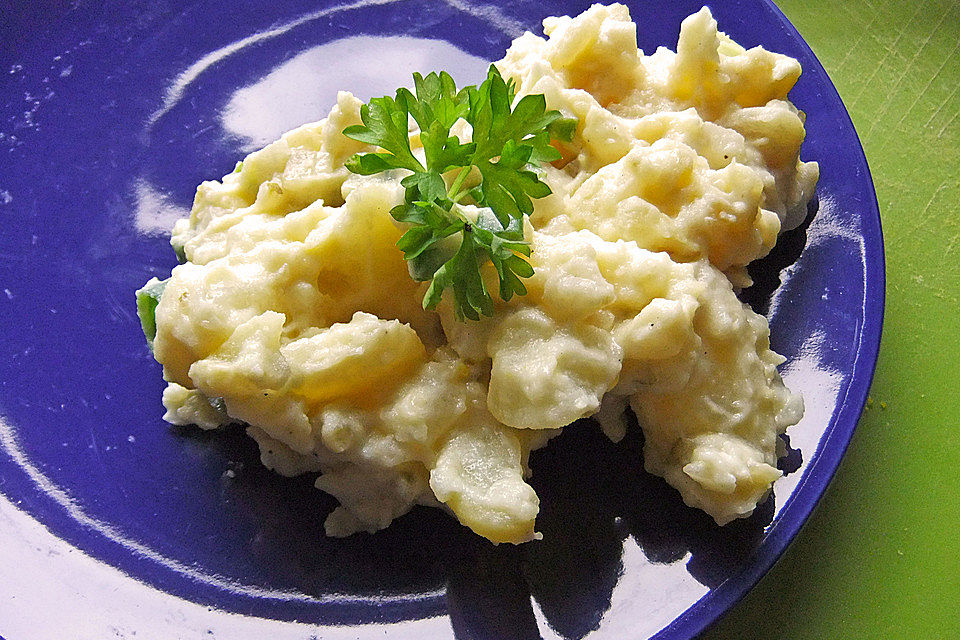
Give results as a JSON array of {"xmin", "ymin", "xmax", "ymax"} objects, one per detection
[{"xmin": 447, "ymin": 165, "xmax": 473, "ymax": 204}]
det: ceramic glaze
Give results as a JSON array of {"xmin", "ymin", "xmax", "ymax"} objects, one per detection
[{"xmin": 0, "ymin": 1, "xmax": 883, "ymax": 638}]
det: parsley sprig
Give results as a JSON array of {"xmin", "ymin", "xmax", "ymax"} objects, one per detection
[{"xmin": 343, "ymin": 65, "xmax": 575, "ymax": 320}]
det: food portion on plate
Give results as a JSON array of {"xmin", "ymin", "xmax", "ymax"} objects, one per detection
[{"xmin": 136, "ymin": 3, "xmax": 818, "ymax": 544}]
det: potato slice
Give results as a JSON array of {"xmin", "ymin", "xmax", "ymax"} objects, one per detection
[
  {"xmin": 280, "ymin": 311, "xmax": 426, "ymax": 406},
  {"xmin": 487, "ymin": 306, "xmax": 622, "ymax": 429},
  {"xmin": 430, "ymin": 421, "xmax": 540, "ymax": 544}
]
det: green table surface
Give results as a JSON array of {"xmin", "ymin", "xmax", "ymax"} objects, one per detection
[{"xmin": 703, "ymin": 0, "xmax": 960, "ymax": 638}]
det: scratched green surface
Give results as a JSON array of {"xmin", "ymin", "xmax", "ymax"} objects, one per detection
[{"xmin": 702, "ymin": 0, "xmax": 960, "ymax": 638}]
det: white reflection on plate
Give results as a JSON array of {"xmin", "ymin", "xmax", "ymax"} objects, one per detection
[
  {"xmin": 133, "ymin": 179, "xmax": 191, "ymax": 235},
  {"xmin": 221, "ymin": 36, "xmax": 490, "ymax": 150},
  {"xmin": 767, "ymin": 193, "xmax": 866, "ymax": 509},
  {"xmin": 0, "ymin": 491, "xmax": 451, "ymax": 640}
]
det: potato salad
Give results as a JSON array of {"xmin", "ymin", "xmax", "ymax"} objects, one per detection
[{"xmin": 138, "ymin": 4, "xmax": 817, "ymax": 544}]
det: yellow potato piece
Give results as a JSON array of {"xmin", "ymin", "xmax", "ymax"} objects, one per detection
[
  {"xmin": 487, "ymin": 306, "xmax": 623, "ymax": 430},
  {"xmin": 280, "ymin": 311, "xmax": 426, "ymax": 406},
  {"xmin": 430, "ymin": 421, "xmax": 540, "ymax": 544}
]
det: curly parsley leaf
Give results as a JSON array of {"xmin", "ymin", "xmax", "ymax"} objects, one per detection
[
  {"xmin": 344, "ymin": 65, "xmax": 576, "ymax": 320},
  {"xmin": 343, "ymin": 95, "xmax": 423, "ymax": 174},
  {"xmin": 423, "ymin": 229, "xmax": 494, "ymax": 321}
]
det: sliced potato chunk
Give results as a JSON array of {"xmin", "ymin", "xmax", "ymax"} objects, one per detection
[
  {"xmin": 430, "ymin": 421, "xmax": 540, "ymax": 544},
  {"xmin": 487, "ymin": 306, "xmax": 622, "ymax": 429},
  {"xmin": 280, "ymin": 311, "xmax": 426, "ymax": 405}
]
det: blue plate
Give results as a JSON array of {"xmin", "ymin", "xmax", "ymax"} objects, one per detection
[{"xmin": 0, "ymin": 1, "xmax": 883, "ymax": 638}]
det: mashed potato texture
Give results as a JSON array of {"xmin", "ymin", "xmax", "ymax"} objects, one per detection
[{"xmin": 150, "ymin": 4, "xmax": 816, "ymax": 543}]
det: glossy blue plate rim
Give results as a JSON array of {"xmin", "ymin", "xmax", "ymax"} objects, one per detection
[
  {"xmin": 0, "ymin": 1, "xmax": 884, "ymax": 638},
  {"xmin": 660, "ymin": 1, "xmax": 886, "ymax": 637}
]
